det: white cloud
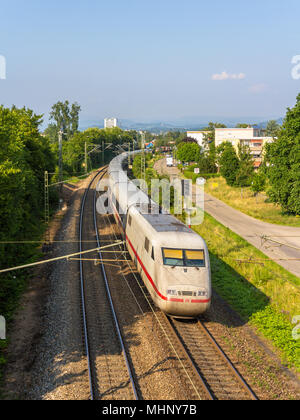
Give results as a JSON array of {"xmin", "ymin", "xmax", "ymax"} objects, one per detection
[
  {"xmin": 211, "ymin": 71, "xmax": 246, "ymax": 81},
  {"xmin": 248, "ymin": 83, "xmax": 268, "ymax": 93}
]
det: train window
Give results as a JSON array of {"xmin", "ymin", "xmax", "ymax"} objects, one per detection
[
  {"xmin": 162, "ymin": 249, "xmax": 184, "ymax": 266},
  {"xmin": 151, "ymin": 246, "xmax": 155, "ymax": 260},
  {"xmin": 144, "ymin": 237, "xmax": 150, "ymax": 252},
  {"xmin": 115, "ymin": 198, "xmax": 120, "ymax": 212},
  {"xmin": 185, "ymin": 250, "xmax": 205, "ymax": 267},
  {"xmin": 128, "ymin": 215, "xmax": 132, "ymax": 226},
  {"xmin": 162, "ymin": 248, "xmax": 205, "ymax": 267}
]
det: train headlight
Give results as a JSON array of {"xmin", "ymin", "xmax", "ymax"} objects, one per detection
[
  {"xmin": 167, "ymin": 289, "xmax": 177, "ymax": 296},
  {"xmin": 198, "ymin": 290, "xmax": 208, "ymax": 297}
]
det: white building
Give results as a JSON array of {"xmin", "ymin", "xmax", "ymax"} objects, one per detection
[
  {"xmin": 215, "ymin": 127, "xmax": 261, "ymax": 146},
  {"xmin": 186, "ymin": 131, "xmax": 209, "ymax": 148},
  {"xmin": 104, "ymin": 117, "xmax": 118, "ymax": 129},
  {"xmin": 215, "ymin": 127, "xmax": 273, "ymax": 169}
]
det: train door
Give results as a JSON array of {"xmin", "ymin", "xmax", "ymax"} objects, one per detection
[{"xmin": 143, "ymin": 236, "xmax": 156, "ymax": 282}]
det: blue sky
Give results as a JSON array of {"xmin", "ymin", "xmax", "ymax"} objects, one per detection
[{"xmin": 0, "ymin": 0, "xmax": 300, "ymax": 125}]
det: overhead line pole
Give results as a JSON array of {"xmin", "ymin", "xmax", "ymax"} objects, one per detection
[
  {"xmin": 141, "ymin": 132, "xmax": 146, "ymax": 181},
  {"xmin": 58, "ymin": 129, "xmax": 63, "ymax": 191},
  {"xmin": 44, "ymin": 171, "xmax": 50, "ymax": 244},
  {"xmin": 85, "ymin": 141, "xmax": 88, "ymax": 174}
]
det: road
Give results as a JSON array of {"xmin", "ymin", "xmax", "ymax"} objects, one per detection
[{"xmin": 154, "ymin": 158, "xmax": 300, "ymax": 279}]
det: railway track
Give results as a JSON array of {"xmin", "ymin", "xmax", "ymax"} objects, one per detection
[
  {"xmin": 95, "ymin": 179, "xmax": 258, "ymax": 401},
  {"xmin": 79, "ymin": 168, "xmax": 138, "ymax": 400},
  {"xmin": 166, "ymin": 316, "xmax": 258, "ymax": 400}
]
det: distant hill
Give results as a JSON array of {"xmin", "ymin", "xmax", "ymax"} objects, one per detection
[
  {"xmin": 256, "ymin": 118, "xmax": 284, "ymax": 129},
  {"xmin": 79, "ymin": 116, "xmax": 284, "ymax": 133}
]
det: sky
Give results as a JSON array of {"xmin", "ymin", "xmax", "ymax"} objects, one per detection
[{"xmin": 0, "ymin": 0, "xmax": 300, "ymax": 126}]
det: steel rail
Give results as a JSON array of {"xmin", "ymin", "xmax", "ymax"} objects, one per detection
[
  {"xmin": 197, "ymin": 319, "xmax": 258, "ymax": 400},
  {"xmin": 99, "ymin": 206, "xmax": 213, "ymax": 400},
  {"xmin": 79, "ymin": 168, "xmax": 107, "ymax": 400},
  {"xmin": 96, "ymin": 165, "xmax": 256, "ymax": 400},
  {"xmin": 163, "ymin": 314, "xmax": 215, "ymax": 400},
  {"xmin": 93, "ymin": 174, "xmax": 139, "ymax": 400}
]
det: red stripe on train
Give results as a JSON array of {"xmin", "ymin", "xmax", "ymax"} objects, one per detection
[
  {"xmin": 110, "ymin": 199, "xmax": 210, "ymax": 305},
  {"xmin": 126, "ymin": 234, "xmax": 168, "ymax": 301}
]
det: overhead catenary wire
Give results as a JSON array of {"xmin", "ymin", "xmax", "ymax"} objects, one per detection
[
  {"xmin": 0, "ymin": 241, "xmax": 125, "ymax": 274},
  {"xmin": 259, "ymin": 235, "xmax": 300, "ymax": 252}
]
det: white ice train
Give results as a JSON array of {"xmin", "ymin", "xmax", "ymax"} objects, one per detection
[{"xmin": 107, "ymin": 152, "xmax": 211, "ymax": 318}]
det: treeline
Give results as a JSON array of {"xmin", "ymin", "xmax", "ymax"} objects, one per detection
[
  {"xmin": 0, "ymin": 106, "xmax": 56, "ymax": 319},
  {"xmin": 58, "ymin": 127, "xmax": 137, "ymax": 177},
  {"xmin": 0, "ymin": 101, "xmax": 140, "ymax": 323}
]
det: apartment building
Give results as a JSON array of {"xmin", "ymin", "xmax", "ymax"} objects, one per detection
[{"xmin": 215, "ymin": 127, "xmax": 273, "ymax": 168}]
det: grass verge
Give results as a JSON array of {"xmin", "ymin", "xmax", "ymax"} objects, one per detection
[{"xmin": 203, "ymin": 176, "xmax": 300, "ymax": 227}]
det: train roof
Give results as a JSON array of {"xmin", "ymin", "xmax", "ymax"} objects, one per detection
[
  {"xmin": 109, "ymin": 152, "xmax": 204, "ymax": 243},
  {"xmin": 142, "ymin": 213, "xmax": 191, "ymax": 233}
]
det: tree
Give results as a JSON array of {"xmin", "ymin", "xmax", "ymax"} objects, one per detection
[
  {"xmin": 265, "ymin": 94, "xmax": 300, "ymax": 215},
  {"xmin": 62, "ymin": 127, "xmax": 137, "ymax": 175},
  {"xmin": 217, "ymin": 142, "xmax": 239, "ymax": 186},
  {"xmin": 235, "ymin": 144, "xmax": 254, "ymax": 187},
  {"xmin": 202, "ymin": 131, "xmax": 217, "ymax": 173},
  {"xmin": 251, "ymin": 169, "xmax": 266, "ymax": 196},
  {"xmin": 48, "ymin": 100, "xmax": 81, "ymax": 142},
  {"xmin": 0, "ymin": 106, "xmax": 56, "ymax": 318},
  {"xmin": 176, "ymin": 142, "xmax": 201, "ymax": 163},
  {"xmin": 265, "ymin": 120, "xmax": 281, "ymax": 138},
  {"xmin": 70, "ymin": 103, "xmax": 81, "ymax": 134}
]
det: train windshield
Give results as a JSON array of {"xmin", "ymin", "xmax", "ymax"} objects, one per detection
[{"xmin": 162, "ymin": 248, "xmax": 205, "ymax": 267}]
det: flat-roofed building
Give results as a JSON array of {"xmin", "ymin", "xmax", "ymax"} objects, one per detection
[
  {"xmin": 215, "ymin": 127, "xmax": 262, "ymax": 146},
  {"xmin": 215, "ymin": 128, "xmax": 273, "ymax": 169},
  {"xmin": 104, "ymin": 117, "xmax": 118, "ymax": 129},
  {"xmin": 186, "ymin": 131, "xmax": 209, "ymax": 148}
]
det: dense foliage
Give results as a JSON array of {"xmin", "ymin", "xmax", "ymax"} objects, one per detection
[
  {"xmin": 217, "ymin": 142, "xmax": 254, "ymax": 187},
  {"xmin": 0, "ymin": 106, "xmax": 56, "ymax": 318},
  {"xmin": 46, "ymin": 100, "xmax": 81, "ymax": 143},
  {"xmin": 176, "ymin": 141, "xmax": 217, "ymax": 173},
  {"xmin": 176, "ymin": 142, "xmax": 201, "ymax": 163},
  {"xmin": 217, "ymin": 142, "xmax": 240, "ymax": 186},
  {"xmin": 265, "ymin": 94, "xmax": 300, "ymax": 215},
  {"xmin": 60, "ymin": 127, "xmax": 137, "ymax": 176}
]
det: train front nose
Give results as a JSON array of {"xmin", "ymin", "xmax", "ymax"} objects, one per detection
[{"xmin": 165, "ymin": 285, "xmax": 211, "ymax": 319}]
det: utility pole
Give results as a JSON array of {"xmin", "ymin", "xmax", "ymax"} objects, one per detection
[
  {"xmin": 141, "ymin": 132, "xmax": 146, "ymax": 180},
  {"xmin": 85, "ymin": 142, "xmax": 88, "ymax": 174},
  {"xmin": 58, "ymin": 129, "xmax": 63, "ymax": 190},
  {"xmin": 102, "ymin": 140, "xmax": 105, "ymax": 166},
  {"xmin": 58, "ymin": 129, "xmax": 64, "ymax": 210},
  {"xmin": 44, "ymin": 171, "xmax": 50, "ymax": 244},
  {"xmin": 128, "ymin": 142, "xmax": 131, "ymax": 167}
]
